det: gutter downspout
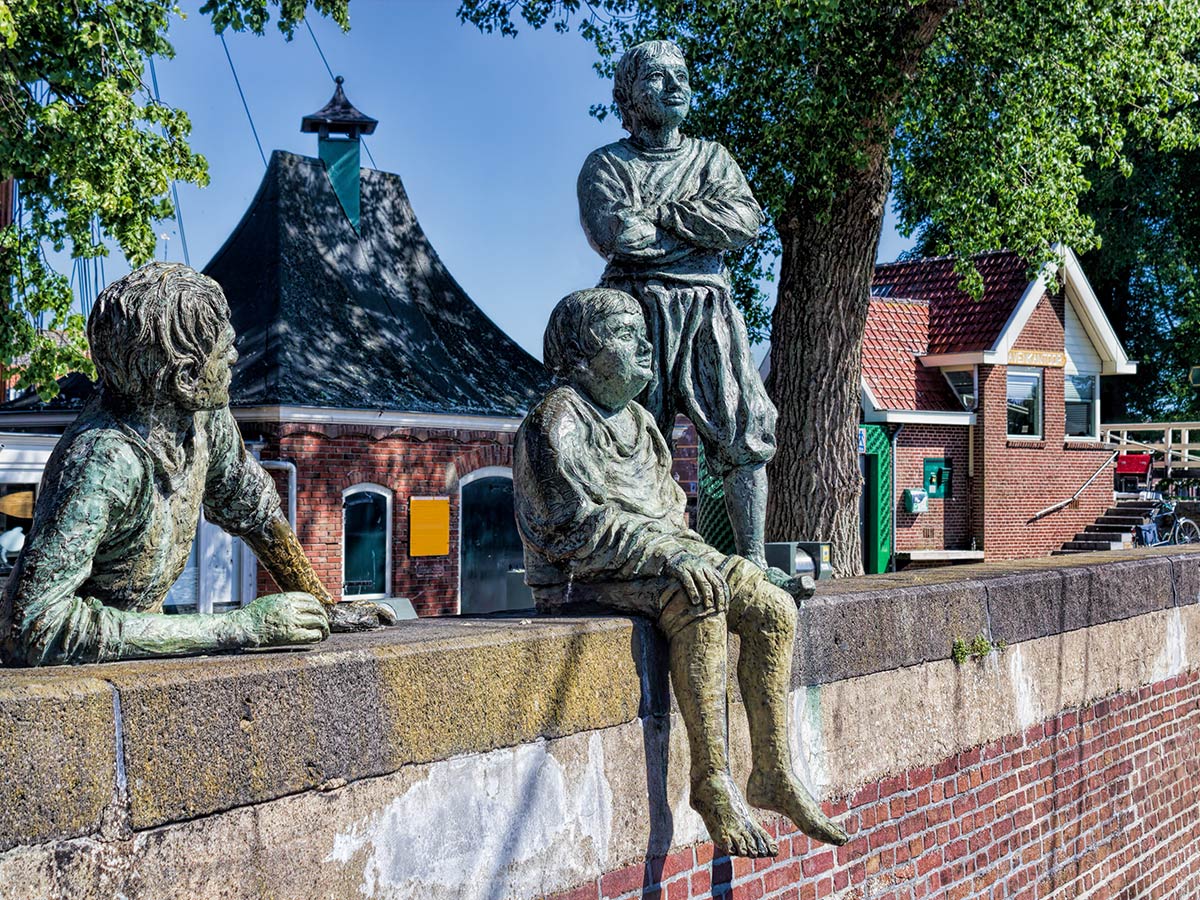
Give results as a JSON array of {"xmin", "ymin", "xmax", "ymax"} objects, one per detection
[
  {"xmin": 889, "ymin": 424, "xmax": 904, "ymax": 572},
  {"xmin": 259, "ymin": 459, "xmax": 298, "ymax": 530}
]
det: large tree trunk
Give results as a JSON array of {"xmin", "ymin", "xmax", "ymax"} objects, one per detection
[
  {"xmin": 765, "ymin": 160, "xmax": 890, "ymax": 577},
  {"xmin": 763, "ymin": 0, "xmax": 959, "ymax": 578}
]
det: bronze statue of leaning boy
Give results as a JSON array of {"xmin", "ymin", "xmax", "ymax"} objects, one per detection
[
  {"xmin": 1, "ymin": 263, "xmax": 392, "ymax": 667},
  {"xmin": 514, "ymin": 288, "xmax": 847, "ymax": 858}
]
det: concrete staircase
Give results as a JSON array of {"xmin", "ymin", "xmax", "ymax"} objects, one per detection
[{"xmin": 1052, "ymin": 498, "xmax": 1153, "ymax": 555}]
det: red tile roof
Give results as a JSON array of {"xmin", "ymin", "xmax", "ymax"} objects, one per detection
[
  {"xmin": 861, "ymin": 298, "xmax": 961, "ymax": 412},
  {"xmin": 873, "ymin": 250, "xmax": 1033, "ymax": 353}
]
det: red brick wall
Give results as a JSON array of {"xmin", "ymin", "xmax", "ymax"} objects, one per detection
[
  {"xmin": 1011, "ymin": 292, "xmax": 1064, "ymax": 352},
  {"xmin": 975, "ymin": 292, "xmax": 1114, "ymax": 559},
  {"xmin": 546, "ymin": 671, "xmax": 1200, "ymax": 900},
  {"xmin": 893, "ymin": 425, "xmax": 971, "ymax": 552},
  {"xmin": 245, "ymin": 421, "xmax": 514, "ymax": 617}
]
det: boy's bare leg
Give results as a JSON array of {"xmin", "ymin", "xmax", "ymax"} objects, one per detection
[
  {"xmin": 723, "ymin": 463, "xmax": 768, "ymax": 567},
  {"xmin": 723, "ymin": 465, "xmax": 815, "ymax": 599},
  {"xmin": 734, "ymin": 580, "xmax": 848, "ymax": 846},
  {"xmin": 667, "ymin": 609, "xmax": 777, "ymax": 858}
]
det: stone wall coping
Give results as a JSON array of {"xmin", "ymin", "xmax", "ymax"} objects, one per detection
[{"xmin": 2, "ymin": 546, "xmax": 1197, "ymax": 852}]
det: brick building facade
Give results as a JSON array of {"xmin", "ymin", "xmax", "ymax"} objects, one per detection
[
  {"xmin": 207, "ymin": 132, "xmax": 551, "ymax": 616},
  {"xmin": 858, "ymin": 248, "xmax": 1136, "ymax": 564},
  {"xmin": 0, "ymin": 85, "xmax": 552, "ymax": 618},
  {"xmin": 248, "ymin": 421, "xmax": 517, "ymax": 616}
]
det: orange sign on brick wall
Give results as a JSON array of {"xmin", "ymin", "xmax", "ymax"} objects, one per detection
[{"xmin": 409, "ymin": 496, "xmax": 450, "ymax": 557}]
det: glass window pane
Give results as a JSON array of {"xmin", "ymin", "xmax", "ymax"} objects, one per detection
[
  {"xmin": 165, "ymin": 539, "xmax": 200, "ymax": 614},
  {"xmin": 1065, "ymin": 375, "xmax": 1096, "ymax": 437},
  {"xmin": 344, "ymin": 491, "xmax": 387, "ymax": 596},
  {"xmin": 1007, "ymin": 371, "xmax": 1042, "ymax": 437},
  {"xmin": 943, "ymin": 370, "xmax": 975, "ymax": 408}
]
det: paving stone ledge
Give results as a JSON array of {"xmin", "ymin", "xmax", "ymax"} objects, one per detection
[{"xmin": 1, "ymin": 546, "xmax": 1197, "ymax": 852}]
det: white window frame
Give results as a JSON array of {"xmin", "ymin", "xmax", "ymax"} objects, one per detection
[
  {"xmin": 341, "ymin": 482, "xmax": 393, "ymax": 600},
  {"xmin": 1064, "ymin": 373, "xmax": 1100, "ymax": 441},
  {"xmin": 1006, "ymin": 367, "xmax": 1044, "ymax": 440}
]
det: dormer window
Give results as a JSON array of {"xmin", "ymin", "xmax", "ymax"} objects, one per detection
[{"xmin": 943, "ymin": 367, "xmax": 977, "ymax": 410}]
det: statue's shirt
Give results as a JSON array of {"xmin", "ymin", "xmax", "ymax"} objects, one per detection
[
  {"xmin": 576, "ymin": 137, "xmax": 776, "ymax": 473},
  {"xmin": 577, "ymin": 137, "xmax": 763, "ymax": 287},
  {"xmin": 514, "ymin": 385, "xmax": 703, "ymax": 588},
  {"xmin": 1, "ymin": 398, "xmax": 279, "ymax": 665}
]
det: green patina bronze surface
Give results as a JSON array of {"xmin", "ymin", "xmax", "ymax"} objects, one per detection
[
  {"xmin": 514, "ymin": 287, "xmax": 847, "ymax": 858},
  {"xmin": 0, "ymin": 263, "xmax": 392, "ymax": 667},
  {"xmin": 577, "ymin": 40, "xmax": 805, "ymax": 595}
]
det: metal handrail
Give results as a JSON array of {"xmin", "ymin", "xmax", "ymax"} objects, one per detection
[{"xmin": 1031, "ymin": 450, "xmax": 1119, "ymax": 520}]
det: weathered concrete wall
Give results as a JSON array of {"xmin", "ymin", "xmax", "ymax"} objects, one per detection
[{"xmin": 1, "ymin": 548, "xmax": 1198, "ymax": 900}]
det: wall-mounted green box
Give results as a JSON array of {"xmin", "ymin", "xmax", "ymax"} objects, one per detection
[{"xmin": 923, "ymin": 457, "xmax": 953, "ymax": 499}]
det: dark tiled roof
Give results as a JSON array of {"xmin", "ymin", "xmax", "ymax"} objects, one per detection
[
  {"xmin": 861, "ymin": 299, "xmax": 960, "ymax": 413},
  {"xmin": 205, "ymin": 151, "xmax": 551, "ymax": 416},
  {"xmin": 873, "ymin": 251, "xmax": 1033, "ymax": 353}
]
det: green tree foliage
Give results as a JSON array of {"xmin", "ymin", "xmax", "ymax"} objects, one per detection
[
  {"xmin": 0, "ymin": 0, "xmax": 349, "ymax": 399},
  {"xmin": 918, "ymin": 135, "xmax": 1200, "ymax": 422},
  {"xmin": 1079, "ymin": 141, "xmax": 1200, "ymax": 422},
  {"xmin": 458, "ymin": 0, "xmax": 1200, "ymax": 574}
]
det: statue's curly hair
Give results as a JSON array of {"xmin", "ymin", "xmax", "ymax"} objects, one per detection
[
  {"xmin": 88, "ymin": 262, "xmax": 230, "ymax": 403},
  {"xmin": 612, "ymin": 39, "xmax": 687, "ymax": 132},
  {"xmin": 543, "ymin": 288, "xmax": 641, "ymax": 379}
]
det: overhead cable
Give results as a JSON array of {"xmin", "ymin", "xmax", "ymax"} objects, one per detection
[
  {"xmin": 219, "ymin": 33, "xmax": 268, "ymax": 169},
  {"xmin": 303, "ymin": 17, "xmax": 378, "ymax": 169},
  {"xmin": 148, "ymin": 56, "xmax": 192, "ymax": 267}
]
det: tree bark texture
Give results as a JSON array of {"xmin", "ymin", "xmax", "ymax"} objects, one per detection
[{"xmin": 766, "ymin": 163, "xmax": 890, "ymax": 577}]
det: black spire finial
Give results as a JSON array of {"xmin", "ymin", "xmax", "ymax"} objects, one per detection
[{"xmin": 301, "ymin": 76, "xmax": 377, "ymax": 139}]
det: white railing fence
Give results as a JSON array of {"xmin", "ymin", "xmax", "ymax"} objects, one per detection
[{"xmin": 1101, "ymin": 422, "xmax": 1200, "ymax": 489}]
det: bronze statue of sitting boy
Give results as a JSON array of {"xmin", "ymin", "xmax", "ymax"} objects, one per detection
[
  {"xmin": 514, "ymin": 288, "xmax": 847, "ymax": 858},
  {"xmin": 1, "ymin": 263, "xmax": 392, "ymax": 667}
]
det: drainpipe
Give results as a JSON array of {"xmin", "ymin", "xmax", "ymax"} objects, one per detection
[
  {"xmin": 259, "ymin": 458, "xmax": 298, "ymax": 530},
  {"xmin": 889, "ymin": 424, "xmax": 904, "ymax": 572}
]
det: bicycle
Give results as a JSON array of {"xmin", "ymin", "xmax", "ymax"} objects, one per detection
[{"xmin": 1134, "ymin": 497, "xmax": 1200, "ymax": 547}]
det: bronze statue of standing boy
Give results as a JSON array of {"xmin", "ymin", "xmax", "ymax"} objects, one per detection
[
  {"xmin": 515, "ymin": 288, "xmax": 846, "ymax": 857},
  {"xmin": 1, "ymin": 263, "xmax": 391, "ymax": 666},
  {"xmin": 577, "ymin": 40, "xmax": 802, "ymax": 593}
]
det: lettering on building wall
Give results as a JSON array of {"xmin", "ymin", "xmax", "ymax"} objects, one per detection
[{"xmin": 1007, "ymin": 349, "xmax": 1065, "ymax": 368}]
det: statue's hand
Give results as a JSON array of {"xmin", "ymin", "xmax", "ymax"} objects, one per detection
[
  {"xmin": 234, "ymin": 592, "xmax": 330, "ymax": 647},
  {"xmin": 327, "ymin": 600, "xmax": 398, "ymax": 633},
  {"xmin": 665, "ymin": 554, "xmax": 730, "ymax": 613}
]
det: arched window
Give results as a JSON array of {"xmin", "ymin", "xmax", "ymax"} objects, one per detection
[{"xmin": 342, "ymin": 483, "xmax": 392, "ymax": 599}]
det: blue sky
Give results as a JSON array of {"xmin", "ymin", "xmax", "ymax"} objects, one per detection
[{"xmin": 128, "ymin": 1, "xmax": 913, "ymax": 359}]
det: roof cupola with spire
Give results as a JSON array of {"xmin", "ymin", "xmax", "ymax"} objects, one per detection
[
  {"xmin": 202, "ymin": 81, "xmax": 550, "ymax": 419},
  {"xmin": 300, "ymin": 76, "xmax": 377, "ymax": 231}
]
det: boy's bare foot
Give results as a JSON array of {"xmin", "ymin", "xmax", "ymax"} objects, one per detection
[
  {"xmin": 691, "ymin": 772, "xmax": 779, "ymax": 858},
  {"xmin": 746, "ymin": 770, "xmax": 848, "ymax": 846}
]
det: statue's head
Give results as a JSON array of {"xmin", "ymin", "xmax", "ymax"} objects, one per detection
[
  {"xmin": 88, "ymin": 262, "xmax": 237, "ymax": 412},
  {"xmin": 613, "ymin": 39, "xmax": 691, "ymax": 134},
  {"xmin": 543, "ymin": 288, "xmax": 652, "ymax": 410}
]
